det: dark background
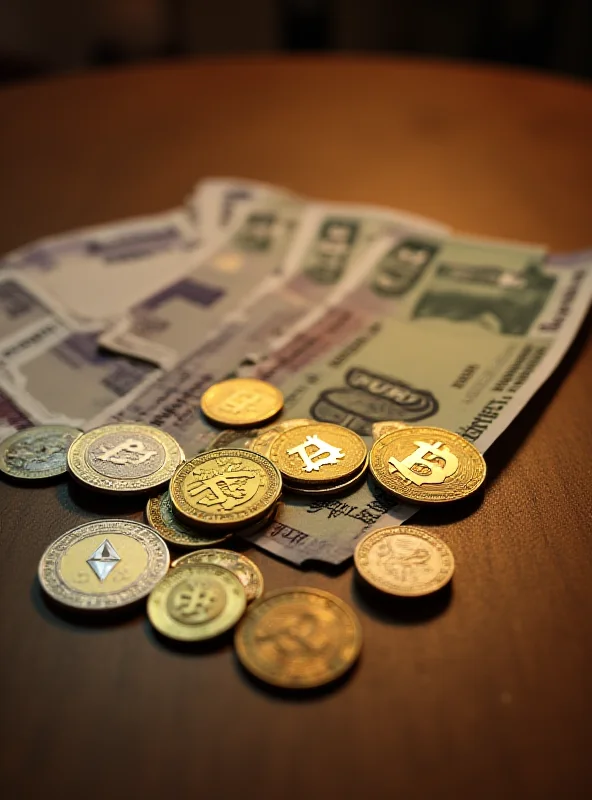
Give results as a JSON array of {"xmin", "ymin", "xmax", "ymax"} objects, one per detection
[{"xmin": 1, "ymin": 0, "xmax": 591, "ymax": 84}]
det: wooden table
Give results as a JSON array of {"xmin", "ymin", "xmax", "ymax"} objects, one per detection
[{"xmin": 0, "ymin": 57, "xmax": 591, "ymax": 799}]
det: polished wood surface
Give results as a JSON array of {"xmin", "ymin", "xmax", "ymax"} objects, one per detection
[{"xmin": 0, "ymin": 57, "xmax": 591, "ymax": 799}]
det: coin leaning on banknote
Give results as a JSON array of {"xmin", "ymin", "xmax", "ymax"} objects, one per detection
[{"xmin": 201, "ymin": 378, "xmax": 284, "ymax": 427}]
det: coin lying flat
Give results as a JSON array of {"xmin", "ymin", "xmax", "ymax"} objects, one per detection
[
  {"xmin": 67, "ymin": 422, "xmax": 184, "ymax": 494},
  {"xmin": 354, "ymin": 526, "xmax": 454, "ymax": 597},
  {"xmin": 371, "ymin": 420, "xmax": 409, "ymax": 441},
  {"xmin": 171, "ymin": 549, "xmax": 264, "ymax": 602},
  {"xmin": 209, "ymin": 427, "xmax": 263, "ymax": 452},
  {"xmin": 146, "ymin": 491, "xmax": 233, "ymax": 549},
  {"xmin": 246, "ymin": 419, "xmax": 313, "ymax": 458},
  {"xmin": 0, "ymin": 425, "xmax": 81, "ymax": 480},
  {"xmin": 201, "ymin": 378, "xmax": 283, "ymax": 427},
  {"xmin": 147, "ymin": 563, "xmax": 247, "ymax": 641},
  {"xmin": 170, "ymin": 449, "xmax": 282, "ymax": 529},
  {"xmin": 269, "ymin": 422, "xmax": 367, "ymax": 487},
  {"xmin": 38, "ymin": 519, "xmax": 170, "ymax": 610},
  {"xmin": 235, "ymin": 587, "xmax": 362, "ymax": 689},
  {"xmin": 369, "ymin": 426, "xmax": 486, "ymax": 504},
  {"xmin": 284, "ymin": 454, "xmax": 369, "ymax": 497}
]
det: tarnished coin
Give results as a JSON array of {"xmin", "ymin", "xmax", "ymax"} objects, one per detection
[
  {"xmin": 146, "ymin": 491, "xmax": 233, "ymax": 549},
  {"xmin": 67, "ymin": 422, "xmax": 184, "ymax": 494},
  {"xmin": 284, "ymin": 454, "xmax": 368, "ymax": 496},
  {"xmin": 0, "ymin": 425, "xmax": 81, "ymax": 480},
  {"xmin": 235, "ymin": 587, "xmax": 362, "ymax": 689},
  {"xmin": 369, "ymin": 426, "xmax": 486, "ymax": 504},
  {"xmin": 171, "ymin": 549, "xmax": 264, "ymax": 602},
  {"xmin": 147, "ymin": 563, "xmax": 246, "ymax": 641},
  {"xmin": 354, "ymin": 526, "xmax": 455, "ymax": 596},
  {"xmin": 371, "ymin": 420, "xmax": 409, "ymax": 441},
  {"xmin": 246, "ymin": 418, "xmax": 313, "ymax": 458},
  {"xmin": 201, "ymin": 378, "xmax": 283, "ymax": 427},
  {"xmin": 170, "ymin": 448, "xmax": 282, "ymax": 529},
  {"xmin": 38, "ymin": 519, "xmax": 170, "ymax": 610},
  {"xmin": 269, "ymin": 422, "xmax": 367, "ymax": 486}
]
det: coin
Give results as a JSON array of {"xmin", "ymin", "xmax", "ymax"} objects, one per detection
[
  {"xmin": 146, "ymin": 490, "xmax": 233, "ymax": 549},
  {"xmin": 371, "ymin": 420, "xmax": 409, "ymax": 441},
  {"xmin": 67, "ymin": 422, "xmax": 184, "ymax": 494},
  {"xmin": 354, "ymin": 526, "xmax": 455, "ymax": 596},
  {"xmin": 0, "ymin": 425, "xmax": 81, "ymax": 480},
  {"xmin": 170, "ymin": 448, "xmax": 282, "ymax": 529},
  {"xmin": 246, "ymin": 418, "xmax": 313, "ymax": 458},
  {"xmin": 284, "ymin": 454, "xmax": 368, "ymax": 496},
  {"xmin": 369, "ymin": 425, "xmax": 486, "ymax": 503},
  {"xmin": 171, "ymin": 549, "xmax": 264, "ymax": 602},
  {"xmin": 201, "ymin": 378, "xmax": 283, "ymax": 427},
  {"xmin": 235, "ymin": 587, "xmax": 362, "ymax": 689},
  {"xmin": 209, "ymin": 427, "xmax": 262, "ymax": 451},
  {"xmin": 147, "ymin": 563, "xmax": 246, "ymax": 641},
  {"xmin": 269, "ymin": 422, "xmax": 367, "ymax": 486},
  {"xmin": 38, "ymin": 519, "xmax": 170, "ymax": 610}
]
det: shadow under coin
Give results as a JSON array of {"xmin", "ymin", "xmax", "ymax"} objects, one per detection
[
  {"xmin": 144, "ymin": 618, "xmax": 235, "ymax": 656},
  {"xmin": 64, "ymin": 479, "xmax": 149, "ymax": 517},
  {"xmin": 352, "ymin": 571, "xmax": 452, "ymax": 626},
  {"xmin": 412, "ymin": 488, "xmax": 485, "ymax": 528}
]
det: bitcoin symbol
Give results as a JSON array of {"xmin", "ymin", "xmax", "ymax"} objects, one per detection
[
  {"xmin": 219, "ymin": 391, "xmax": 262, "ymax": 416},
  {"xmin": 286, "ymin": 435, "xmax": 344, "ymax": 472},
  {"xmin": 169, "ymin": 580, "xmax": 226, "ymax": 624},
  {"xmin": 186, "ymin": 467, "xmax": 260, "ymax": 510},
  {"xmin": 257, "ymin": 612, "xmax": 329, "ymax": 656},
  {"xmin": 388, "ymin": 440, "xmax": 459, "ymax": 485},
  {"xmin": 95, "ymin": 438, "xmax": 157, "ymax": 466}
]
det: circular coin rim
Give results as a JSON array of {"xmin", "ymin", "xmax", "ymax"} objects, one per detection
[
  {"xmin": 200, "ymin": 378, "xmax": 284, "ymax": 427},
  {"xmin": 0, "ymin": 425, "xmax": 82, "ymax": 480},
  {"xmin": 284, "ymin": 454, "xmax": 369, "ymax": 496},
  {"xmin": 146, "ymin": 492, "xmax": 233, "ymax": 549},
  {"xmin": 171, "ymin": 548, "xmax": 264, "ymax": 602}
]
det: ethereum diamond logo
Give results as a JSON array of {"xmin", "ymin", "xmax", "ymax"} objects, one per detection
[{"xmin": 87, "ymin": 538, "xmax": 121, "ymax": 582}]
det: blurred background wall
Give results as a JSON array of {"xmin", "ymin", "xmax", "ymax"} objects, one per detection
[{"xmin": 0, "ymin": 0, "xmax": 590, "ymax": 82}]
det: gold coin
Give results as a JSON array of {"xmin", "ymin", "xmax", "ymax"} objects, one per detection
[
  {"xmin": 209, "ymin": 427, "xmax": 263, "ymax": 451},
  {"xmin": 67, "ymin": 423, "xmax": 184, "ymax": 494},
  {"xmin": 284, "ymin": 454, "xmax": 368, "ymax": 496},
  {"xmin": 146, "ymin": 491, "xmax": 233, "ymax": 549},
  {"xmin": 269, "ymin": 422, "xmax": 367, "ymax": 486},
  {"xmin": 235, "ymin": 587, "xmax": 362, "ymax": 689},
  {"xmin": 147, "ymin": 563, "xmax": 246, "ymax": 641},
  {"xmin": 369, "ymin": 426, "xmax": 486, "ymax": 504},
  {"xmin": 354, "ymin": 526, "xmax": 455, "ymax": 596},
  {"xmin": 170, "ymin": 448, "xmax": 282, "ymax": 529},
  {"xmin": 0, "ymin": 425, "xmax": 81, "ymax": 480},
  {"xmin": 246, "ymin": 418, "xmax": 313, "ymax": 458},
  {"xmin": 371, "ymin": 421, "xmax": 409, "ymax": 441},
  {"xmin": 38, "ymin": 519, "xmax": 170, "ymax": 610},
  {"xmin": 200, "ymin": 378, "xmax": 283, "ymax": 427},
  {"xmin": 171, "ymin": 549, "xmax": 264, "ymax": 602}
]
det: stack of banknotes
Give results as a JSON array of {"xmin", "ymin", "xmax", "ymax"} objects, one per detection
[{"xmin": 1, "ymin": 177, "xmax": 590, "ymax": 566}]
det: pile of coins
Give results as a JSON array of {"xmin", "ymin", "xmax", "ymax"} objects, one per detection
[{"xmin": 0, "ymin": 376, "xmax": 487, "ymax": 690}]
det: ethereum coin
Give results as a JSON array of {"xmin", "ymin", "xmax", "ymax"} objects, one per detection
[
  {"xmin": 0, "ymin": 425, "xmax": 81, "ymax": 480},
  {"xmin": 67, "ymin": 422, "xmax": 184, "ymax": 494},
  {"xmin": 369, "ymin": 426, "xmax": 486, "ymax": 504},
  {"xmin": 246, "ymin": 418, "xmax": 313, "ymax": 458},
  {"xmin": 146, "ymin": 490, "xmax": 233, "ymax": 549},
  {"xmin": 354, "ymin": 526, "xmax": 455, "ymax": 596},
  {"xmin": 171, "ymin": 549, "xmax": 264, "ymax": 602},
  {"xmin": 235, "ymin": 587, "xmax": 362, "ymax": 689},
  {"xmin": 38, "ymin": 519, "xmax": 170, "ymax": 610},
  {"xmin": 148, "ymin": 563, "xmax": 247, "ymax": 641},
  {"xmin": 200, "ymin": 378, "xmax": 283, "ymax": 427}
]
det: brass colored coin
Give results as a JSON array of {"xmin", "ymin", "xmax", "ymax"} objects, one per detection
[
  {"xmin": 170, "ymin": 448, "xmax": 282, "ymax": 529},
  {"xmin": 371, "ymin": 421, "xmax": 409, "ymax": 441},
  {"xmin": 209, "ymin": 428, "xmax": 262, "ymax": 451},
  {"xmin": 284, "ymin": 454, "xmax": 369, "ymax": 496},
  {"xmin": 38, "ymin": 519, "xmax": 170, "ymax": 610},
  {"xmin": 246, "ymin": 418, "xmax": 313, "ymax": 458},
  {"xmin": 369, "ymin": 426, "xmax": 486, "ymax": 504},
  {"xmin": 201, "ymin": 378, "xmax": 283, "ymax": 427},
  {"xmin": 354, "ymin": 526, "xmax": 455, "ymax": 597},
  {"xmin": 0, "ymin": 425, "xmax": 81, "ymax": 480},
  {"xmin": 269, "ymin": 422, "xmax": 367, "ymax": 486},
  {"xmin": 146, "ymin": 491, "xmax": 233, "ymax": 549},
  {"xmin": 235, "ymin": 587, "xmax": 362, "ymax": 689},
  {"xmin": 147, "ymin": 563, "xmax": 246, "ymax": 641},
  {"xmin": 68, "ymin": 423, "xmax": 184, "ymax": 494},
  {"xmin": 171, "ymin": 549, "xmax": 264, "ymax": 602}
]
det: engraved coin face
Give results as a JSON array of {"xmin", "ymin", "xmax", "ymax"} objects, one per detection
[
  {"xmin": 170, "ymin": 449, "xmax": 282, "ymax": 529},
  {"xmin": 201, "ymin": 378, "xmax": 284, "ymax": 427},
  {"xmin": 246, "ymin": 418, "xmax": 313, "ymax": 458},
  {"xmin": 38, "ymin": 519, "xmax": 170, "ymax": 610},
  {"xmin": 269, "ymin": 422, "xmax": 368, "ymax": 486},
  {"xmin": 371, "ymin": 420, "xmax": 409, "ymax": 442},
  {"xmin": 147, "ymin": 563, "xmax": 247, "ymax": 641},
  {"xmin": 146, "ymin": 491, "xmax": 233, "ymax": 549},
  {"xmin": 354, "ymin": 526, "xmax": 454, "ymax": 596},
  {"xmin": 0, "ymin": 425, "xmax": 81, "ymax": 480},
  {"xmin": 284, "ymin": 454, "xmax": 368, "ymax": 496},
  {"xmin": 171, "ymin": 549, "xmax": 264, "ymax": 602},
  {"xmin": 235, "ymin": 587, "xmax": 362, "ymax": 689},
  {"xmin": 369, "ymin": 426, "xmax": 486, "ymax": 503},
  {"xmin": 68, "ymin": 423, "xmax": 184, "ymax": 493}
]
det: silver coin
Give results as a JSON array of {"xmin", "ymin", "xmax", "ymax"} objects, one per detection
[{"xmin": 0, "ymin": 425, "xmax": 81, "ymax": 480}]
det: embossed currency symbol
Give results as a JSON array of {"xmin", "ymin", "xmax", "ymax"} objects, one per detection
[
  {"xmin": 95, "ymin": 438, "xmax": 157, "ymax": 465},
  {"xmin": 170, "ymin": 581, "xmax": 222, "ymax": 623},
  {"xmin": 187, "ymin": 469, "xmax": 259, "ymax": 510},
  {"xmin": 218, "ymin": 390, "xmax": 262, "ymax": 415},
  {"xmin": 388, "ymin": 440, "xmax": 458, "ymax": 485},
  {"xmin": 286, "ymin": 435, "xmax": 344, "ymax": 472},
  {"xmin": 257, "ymin": 612, "xmax": 328, "ymax": 656},
  {"xmin": 377, "ymin": 540, "xmax": 430, "ymax": 582}
]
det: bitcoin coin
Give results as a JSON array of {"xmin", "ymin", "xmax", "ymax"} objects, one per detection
[
  {"xmin": 269, "ymin": 422, "xmax": 367, "ymax": 486},
  {"xmin": 147, "ymin": 563, "xmax": 246, "ymax": 641},
  {"xmin": 284, "ymin": 454, "xmax": 368, "ymax": 496},
  {"xmin": 235, "ymin": 587, "xmax": 362, "ymax": 689},
  {"xmin": 146, "ymin": 491, "xmax": 233, "ymax": 549},
  {"xmin": 246, "ymin": 418, "xmax": 313, "ymax": 458},
  {"xmin": 354, "ymin": 526, "xmax": 455, "ymax": 596},
  {"xmin": 68, "ymin": 423, "xmax": 184, "ymax": 494},
  {"xmin": 371, "ymin": 421, "xmax": 409, "ymax": 441},
  {"xmin": 0, "ymin": 425, "xmax": 81, "ymax": 480},
  {"xmin": 369, "ymin": 426, "xmax": 486, "ymax": 503},
  {"xmin": 38, "ymin": 519, "xmax": 170, "ymax": 610},
  {"xmin": 171, "ymin": 549, "xmax": 264, "ymax": 602},
  {"xmin": 201, "ymin": 378, "xmax": 283, "ymax": 427},
  {"xmin": 170, "ymin": 448, "xmax": 282, "ymax": 529}
]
